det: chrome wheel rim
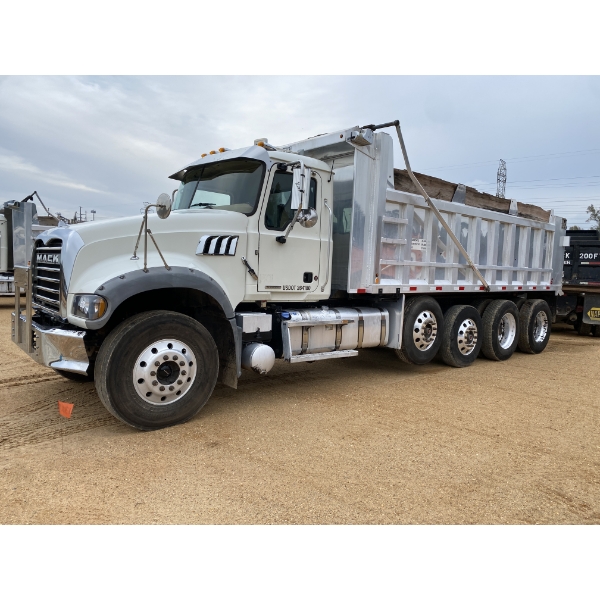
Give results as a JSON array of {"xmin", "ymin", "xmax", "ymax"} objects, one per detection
[
  {"xmin": 533, "ymin": 310, "xmax": 549, "ymax": 343},
  {"xmin": 133, "ymin": 339, "xmax": 197, "ymax": 405},
  {"xmin": 413, "ymin": 310, "xmax": 438, "ymax": 351},
  {"xmin": 457, "ymin": 318, "xmax": 478, "ymax": 355},
  {"xmin": 498, "ymin": 313, "xmax": 517, "ymax": 349}
]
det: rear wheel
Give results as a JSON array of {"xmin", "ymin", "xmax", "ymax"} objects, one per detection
[
  {"xmin": 95, "ymin": 310, "xmax": 219, "ymax": 430},
  {"xmin": 396, "ymin": 296, "xmax": 444, "ymax": 365},
  {"xmin": 481, "ymin": 300, "xmax": 519, "ymax": 361},
  {"xmin": 517, "ymin": 299, "xmax": 551, "ymax": 354},
  {"xmin": 439, "ymin": 305, "xmax": 483, "ymax": 368}
]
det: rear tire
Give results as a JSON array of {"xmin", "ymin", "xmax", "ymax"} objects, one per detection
[
  {"xmin": 517, "ymin": 299, "xmax": 551, "ymax": 354},
  {"xmin": 439, "ymin": 305, "xmax": 483, "ymax": 368},
  {"xmin": 95, "ymin": 310, "xmax": 219, "ymax": 430},
  {"xmin": 472, "ymin": 299, "xmax": 492, "ymax": 316},
  {"xmin": 396, "ymin": 296, "xmax": 444, "ymax": 365},
  {"xmin": 481, "ymin": 300, "xmax": 519, "ymax": 361},
  {"xmin": 578, "ymin": 323, "xmax": 592, "ymax": 336}
]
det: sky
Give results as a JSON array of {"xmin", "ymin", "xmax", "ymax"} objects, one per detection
[{"xmin": 1, "ymin": 75, "xmax": 599, "ymax": 227}]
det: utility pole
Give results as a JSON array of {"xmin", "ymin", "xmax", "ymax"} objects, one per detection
[
  {"xmin": 91, "ymin": 209, "xmax": 96, "ymax": 221},
  {"xmin": 496, "ymin": 159, "xmax": 507, "ymax": 199}
]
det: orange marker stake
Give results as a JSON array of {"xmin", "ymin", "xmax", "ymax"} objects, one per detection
[{"xmin": 58, "ymin": 401, "xmax": 74, "ymax": 419}]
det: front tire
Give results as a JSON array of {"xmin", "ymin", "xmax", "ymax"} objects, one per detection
[
  {"xmin": 396, "ymin": 296, "xmax": 444, "ymax": 365},
  {"xmin": 95, "ymin": 310, "xmax": 219, "ymax": 430},
  {"xmin": 439, "ymin": 305, "xmax": 483, "ymax": 368},
  {"xmin": 481, "ymin": 300, "xmax": 520, "ymax": 361}
]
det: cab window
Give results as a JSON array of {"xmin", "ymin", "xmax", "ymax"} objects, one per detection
[{"xmin": 264, "ymin": 172, "xmax": 317, "ymax": 230}]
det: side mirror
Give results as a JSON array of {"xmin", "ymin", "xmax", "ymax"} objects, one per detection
[
  {"xmin": 298, "ymin": 207, "xmax": 318, "ymax": 228},
  {"xmin": 156, "ymin": 193, "xmax": 172, "ymax": 219},
  {"xmin": 291, "ymin": 164, "xmax": 311, "ymax": 210}
]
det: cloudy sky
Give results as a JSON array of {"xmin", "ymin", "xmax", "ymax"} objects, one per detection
[{"xmin": 1, "ymin": 75, "xmax": 599, "ymax": 227}]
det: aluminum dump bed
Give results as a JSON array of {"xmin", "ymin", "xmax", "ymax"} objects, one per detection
[{"xmin": 284, "ymin": 128, "xmax": 565, "ymax": 295}]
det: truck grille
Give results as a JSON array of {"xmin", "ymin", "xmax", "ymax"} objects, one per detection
[{"xmin": 33, "ymin": 241, "xmax": 62, "ymax": 316}]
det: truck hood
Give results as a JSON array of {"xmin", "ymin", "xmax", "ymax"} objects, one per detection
[{"xmin": 64, "ymin": 209, "xmax": 248, "ymax": 245}]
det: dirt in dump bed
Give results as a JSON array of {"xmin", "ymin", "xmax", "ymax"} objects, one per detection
[{"xmin": 0, "ymin": 297, "xmax": 598, "ymax": 524}]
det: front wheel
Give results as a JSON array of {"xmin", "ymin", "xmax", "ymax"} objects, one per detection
[{"xmin": 95, "ymin": 310, "xmax": 219, "ymax": 430}]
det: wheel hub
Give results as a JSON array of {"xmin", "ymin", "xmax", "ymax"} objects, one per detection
[
  {"xmin": 133, "ymin": 339, "xmax": 197, "ymax": 405},
  {"xmin": 457, "ymin": 318, "xmax": 478, "ymax": 355},
  {"xmin": 533, "ymin": 311, "xmax": 549, "ymax": 343},
  {"xmin": 498, "ymin": 313, "xmax": 517, "ymax": 349},
  {"xmin": 413, "ymin": 311, "xmax": 438, "ymax": 351}
]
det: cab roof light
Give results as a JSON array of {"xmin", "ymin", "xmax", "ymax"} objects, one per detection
[
  {"xmin": 201, "ymin": 153, "xmax": 207, "ymax": 158},
  {"xmin": 254, "ymin": 138, "xmax": 277, "ymax": 151},
  {"xmin": 209, "ymin": 150, "xmax": 217, "ymax": 155}
]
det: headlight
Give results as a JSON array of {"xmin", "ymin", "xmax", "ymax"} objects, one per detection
[{"xmin": 72, "ymin": 295, "xmax": 107, "ymax": 320}]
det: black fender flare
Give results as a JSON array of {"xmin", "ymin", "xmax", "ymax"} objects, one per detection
[{"xmin": 85, "ymin": 266, "xmax": 235, "ymax": 330}]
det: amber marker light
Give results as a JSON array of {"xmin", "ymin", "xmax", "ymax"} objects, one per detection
[
  {"xmin": 219, "ymin": 148, "xmax": 226, "ymax": 153},
  {"xmin": 209, "ymin": 150, "xmax": 217, "ymax": 155},
  {"xmin": 201, "ymin": 153, "xmax": 207, "ymax": 158}
]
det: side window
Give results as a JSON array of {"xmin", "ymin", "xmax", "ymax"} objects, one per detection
[{"xmin": 265, "ymin": 172, "xmax": 317, "ymax": 231}]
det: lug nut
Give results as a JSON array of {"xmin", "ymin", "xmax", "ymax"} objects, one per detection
[
  {"xmin": 150, "ymin": 371, "xmax": 156, "ymax": 376},
  {"xmin": 179, "ymin": 361, "xmax": 185, "ymax": 366},
  {"xmin": 163, "ymin": 355, "xmax": 169, "ymax": 361},
  {"xmin": 173, "ymin": 355, "xmax": 178, "ymax": 361},
  {"xmin": 152, "ymin": 380, "xmax": 158, "ymax": 386},
  {"xmin": 181, "ymin": 370, "xmax": 187, "ymax": 376},
  {"xmin": 169, "ymin": 386, "xmax": 174, "ymax": 391},
  {"xmin": 159, "ymin": 386, "xmax": 165, "ymax": 391},
  {"xmin": 177, "ymin": 380, "xmax": 182, "ymax": 385},
  {"xmin": 155, "ymin": 361, "xmax": 160, "ymax": 367}
]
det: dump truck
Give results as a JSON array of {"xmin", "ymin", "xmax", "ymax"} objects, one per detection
[
  {"xmin": 11, "ymin": 120, "xmax": 568, "ymax": 430},
  {"xmin": 1, "ymin": 193, "xmax": 59, "ymax": 295},
  {"xmin": 556, "ymin": 229, "xmax": 600, "ymax": 336}
]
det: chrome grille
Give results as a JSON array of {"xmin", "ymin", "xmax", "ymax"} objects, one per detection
[{"xmin": 33, "ymin": 241, "xmax": 62, "ymax": 316}]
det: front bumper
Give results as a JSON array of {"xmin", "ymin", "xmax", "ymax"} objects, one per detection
[
  {"xmin": 12, "ymin": 312, "xmax": 89, "ymax": 375},
  {"xmin": 11, "ymin": 266, "xmax": 89, "ymax": 376}
]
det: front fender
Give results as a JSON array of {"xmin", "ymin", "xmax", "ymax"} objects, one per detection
[{"xmin": 82, "ymin": 266, "xmax": 235, "ymax": 330}]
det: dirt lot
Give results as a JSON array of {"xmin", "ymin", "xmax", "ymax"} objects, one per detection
[{"xmin": 0, "ymin": 297, "xmax": 598, "ymax": 524}]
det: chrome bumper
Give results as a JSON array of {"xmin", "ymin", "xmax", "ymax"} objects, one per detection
[{"xmin": 11, "ymin": 266, "xmax": 89, "ymax": 376}]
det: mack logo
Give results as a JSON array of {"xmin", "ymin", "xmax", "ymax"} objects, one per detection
[
  {"xmin": 37, "ymin": 253, "xmax": 60, "ymax": 264},
  {"xmin": 587, "ymin": 308, "xmax": 600, "ymax": 321}
]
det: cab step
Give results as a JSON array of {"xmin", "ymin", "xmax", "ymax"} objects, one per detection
[{"xmin": 288, "ymin": 349, "xmax": 359, "ymax": 363}]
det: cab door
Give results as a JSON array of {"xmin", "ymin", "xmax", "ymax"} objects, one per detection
[{"xmin": 257, "ymin": 166, "xmax": 322, "ymax": 293}]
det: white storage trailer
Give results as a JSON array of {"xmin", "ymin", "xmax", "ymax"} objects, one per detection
[{"xmin": 11, "ymin": 120, "xmax": 567, "ymax": 429}]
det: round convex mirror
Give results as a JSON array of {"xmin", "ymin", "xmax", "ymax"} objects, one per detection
[
  {"xmin": 156, "ymin": 193, "xmax": 172, "ymax": 219},
  {"xmin": 299, "ymin": 207, "xmax": 318, "ymax": 228}
]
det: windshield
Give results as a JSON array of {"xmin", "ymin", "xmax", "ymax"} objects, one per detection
[{"xmin": 173, "ymin": 158, "xmax": 265, "ymax": 215}]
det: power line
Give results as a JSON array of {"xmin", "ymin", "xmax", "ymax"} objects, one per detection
[
  {"xmin": 423, "ymin": 148, "xmax": 600, "ymax": 172},
  {"xmin": 473, "ymin": 174, "xmax": 600, "ymax": 186}
]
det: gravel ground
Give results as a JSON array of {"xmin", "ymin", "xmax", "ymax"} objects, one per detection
[{"xmin": 0, "ymin": 297, "xmax": 598, "ymax": 524}]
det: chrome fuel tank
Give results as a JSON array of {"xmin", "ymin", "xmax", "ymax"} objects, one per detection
[{"xmin": 285, "ymin": 307, "xmax": 388, "ymax": 356}]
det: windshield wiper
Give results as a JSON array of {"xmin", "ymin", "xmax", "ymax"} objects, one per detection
[{"xmin": 190, "ymin": 202, "xmax": 216, "ymax": 209}]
